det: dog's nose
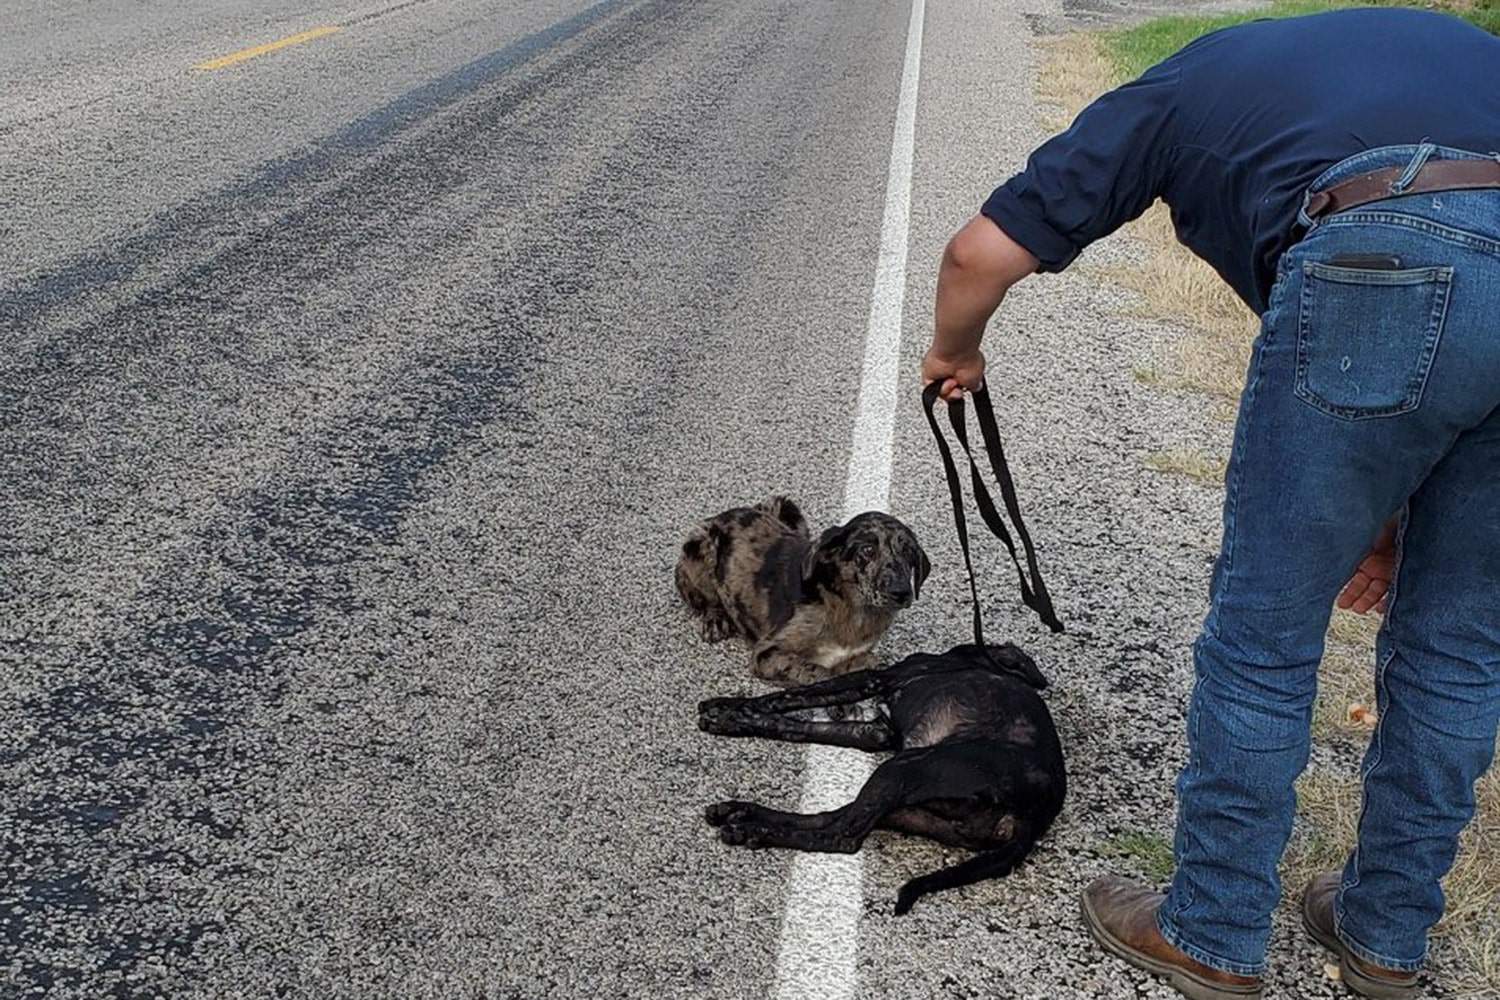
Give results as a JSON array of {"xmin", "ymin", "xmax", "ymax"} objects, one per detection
[{"xmin": 887, "ymin": 584, "xmax": 914, "ymax": 607}]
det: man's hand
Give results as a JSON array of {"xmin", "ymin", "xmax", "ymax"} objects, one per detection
[
  {"xmin": 1337, "ymin": 518, "xmax": 1398, "ymax": 615},
  {"xmin": 921, "ymin": 346, "xmax": 986, "ymax": 402}
]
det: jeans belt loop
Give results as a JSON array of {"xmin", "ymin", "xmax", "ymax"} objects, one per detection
[
  {"xmin": 1296, "ymin": 188, "xmax": 1316, "ymax": 230},
  {"xmin": 1390, "ymin": 140, "xmax": 1436, "ymax": 196}
]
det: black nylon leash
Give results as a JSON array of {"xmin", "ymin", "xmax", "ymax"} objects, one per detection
[{"xmin": 922, "ymin": 380, "xmax": 1064, "ymax": 637}]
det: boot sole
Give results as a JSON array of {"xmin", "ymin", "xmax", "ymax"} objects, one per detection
[
  {"xmin": 1300, "ymin": 894, "xmax": 1419, "ymax": 1000},
  {"xmin": 1080, "ymin": 894, "xmax": 1263, "ymax": 1000}
]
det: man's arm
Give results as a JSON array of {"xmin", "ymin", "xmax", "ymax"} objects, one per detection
[
  {"xmin": 921, "ymin": 216, "xmax": 1039, "ymax": 401},
  {"xmin": 922, "ymin": 54, "xmax": 1181, "ymax": 402}
]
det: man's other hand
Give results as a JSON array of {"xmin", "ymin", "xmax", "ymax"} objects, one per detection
[{"xmin": 1337, "ymin": 518, "xmax": 1398, "ymax": 615}]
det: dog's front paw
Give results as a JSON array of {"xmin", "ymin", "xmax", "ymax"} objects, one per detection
[
  {"xmin": 698, "ymin": 698, "xmax": 744, "ymax": 733},
  {"xmin": 751, "ymin": 652, "xmax": 825, "ymax": 688},
  {"xmin": 701, "ymin": 615, "xmax": 735, "ymax": 643},
  {"xmin": 705, "ymin": 800, "xmax": 755, "ymax": 827}
]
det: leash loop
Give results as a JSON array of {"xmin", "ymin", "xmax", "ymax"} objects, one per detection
[{"xmin": 922, "ymin": 380, "xmax": 1064, "ymax": 638}]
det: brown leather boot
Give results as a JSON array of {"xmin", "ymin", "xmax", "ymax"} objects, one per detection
[
  {"xmin": 1081, "ymin": 876, "xmax": 1263, "ymax": 1000},
  {"xmin": 1301, "ymin": 873, "xmax": 1421, "ymax": 999}
]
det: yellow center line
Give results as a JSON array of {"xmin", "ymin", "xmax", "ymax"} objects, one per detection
[{"xmin": 194, "ymin": 25, "xmax": 342, "ymax": 71}]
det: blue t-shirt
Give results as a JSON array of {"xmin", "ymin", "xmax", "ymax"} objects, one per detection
[{"xmin": 983, "ymin": 8, "xmax": 1500, "ymax": 313}]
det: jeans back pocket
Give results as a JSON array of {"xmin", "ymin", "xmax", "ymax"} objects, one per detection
[{"xmin": 1295, "ymin": 261, "xmax": 1453, "ymax": 420}]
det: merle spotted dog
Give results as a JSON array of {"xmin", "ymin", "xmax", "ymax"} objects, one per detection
[
  {"xmin": 698, "ymin": 642, "xmax": 1064, "ymax": 915},
  {"xmin": 675, "ymin": 497, "xmax": 929, "ymax": 685}
]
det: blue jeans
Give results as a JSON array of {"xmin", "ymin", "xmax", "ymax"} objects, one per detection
[{"xmin": 1158, "ymin": 144, "xmax": 1500, "ymax": 976}]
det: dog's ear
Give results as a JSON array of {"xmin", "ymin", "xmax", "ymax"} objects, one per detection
[
  {"xmin": 985, "ymin": 643, "xmax": 1048, "ymax": 690},
  {"xmin": 912, "ymin": 541, "xmax": 932, "ymax": 599},
  {"xmin": 802, "ymin": 525, "xmax": 848, "ymax": 586}
]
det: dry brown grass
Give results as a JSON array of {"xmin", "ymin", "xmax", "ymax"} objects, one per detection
[
  {"xmin": 1038, "ymin": 28, "xmax": 1500, "ymax": 993},
  {"xmin": 1287, "ymin": 768, "xmax": 1500, "ymax": 997},
  {"xmin": 1315, "ymin": 610, "xmax": 1380, "ymax": 738},
  {"xmin": 1039, "ymin": 37, "xmax": 1260, "ymax": 412},
  {"xmin": 1296, "ymin": 611, "xmax": 1500, "ymax": 996},
  {"xmin": 1141, "ymin": 447, "xmax": 1227, "ymax": 485},
  {"xmin": 1034, "ymin": 33, "xmax": 1115, "ymax": 130},
  {"xmin": 1108, "ymin": 208, "xmax": 1259, "ymax": 407}
]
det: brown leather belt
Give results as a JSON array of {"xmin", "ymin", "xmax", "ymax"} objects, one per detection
[{"xmin": 1304, "ymin": 157, "xmax": 1500, "ymax": 222}]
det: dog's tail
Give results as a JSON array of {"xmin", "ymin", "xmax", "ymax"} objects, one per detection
[{"xmin": 892, "ymin": 830, "xmax": 1037, "ymax": 916}]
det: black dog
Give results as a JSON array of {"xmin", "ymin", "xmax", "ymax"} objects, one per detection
[{"xmin": 698, "ymin": 643, "xmax": 1064, "ymax": 915}]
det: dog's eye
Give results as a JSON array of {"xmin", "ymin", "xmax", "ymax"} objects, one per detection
[{"xmin": 858, "ymin": 542, "xmax": 877, "ymax": 562}]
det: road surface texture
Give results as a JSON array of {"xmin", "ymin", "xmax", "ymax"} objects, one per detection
[{"xmin": 0, "ymin": 1, "xmax": 1436, "ymax": 998}]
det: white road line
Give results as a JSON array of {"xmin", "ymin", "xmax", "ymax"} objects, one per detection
[{"xmin": 771, "ymin": 0, "xmax": 925, "ymax": 997}]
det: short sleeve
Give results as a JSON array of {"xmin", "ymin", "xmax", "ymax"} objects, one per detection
[{"xmin": 981, "ymin": 59, "xmax": 1182, "ymax": 272}]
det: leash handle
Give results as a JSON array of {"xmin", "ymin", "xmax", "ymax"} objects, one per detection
[{"xmin": 922, "ymin": 380, "xmax": 1064, "ymax": 637}]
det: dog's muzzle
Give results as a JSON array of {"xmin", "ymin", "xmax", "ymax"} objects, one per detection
[{"xmin": 883, "ymin": 583, "xmax": 915, "ymax": 608}]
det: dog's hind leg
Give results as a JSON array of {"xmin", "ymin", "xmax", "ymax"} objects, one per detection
[
  {"xmin": 705, "ymin": 800, "xmax": 837, "ymax": 830},
  {"xmin": 713, "ymin": 748, "xmax": 943, "ymax": 853},
  {"xmin": 877, "ymin": 806, "xmax": 972, "ymax": 843},
  {"xmin": 713, "ymin": 802, "xmax": 871, "ymax": 853}
]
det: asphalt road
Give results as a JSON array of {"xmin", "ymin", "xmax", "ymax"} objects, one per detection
[{"xmin": 0, "ymin": 1, "xmax": 1414, "ymax": 998}]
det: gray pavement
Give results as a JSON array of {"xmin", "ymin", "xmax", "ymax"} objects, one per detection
[{"xmin": 0, "ymin": 1, "xmax": 1447, "ymax": 998}]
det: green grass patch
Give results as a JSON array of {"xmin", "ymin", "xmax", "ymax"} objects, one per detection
[
  {"xmin": 1105, "ymin": 2, "xmax": 1500, "ymax": 81},
  {"xmin": 1104, "ymin": 830, "xmax": 1176, "ymax": 883}
]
